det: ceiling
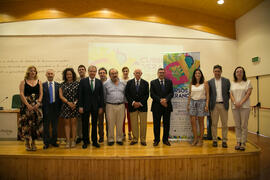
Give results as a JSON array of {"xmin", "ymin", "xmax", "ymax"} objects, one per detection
[{"xmin": 132, "ymin": 0, "xmax": 263, "ymax": 20}]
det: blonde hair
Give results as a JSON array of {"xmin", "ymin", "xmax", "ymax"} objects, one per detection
[{"xmin": 24, "ymin": 66, "xmax": 38, "ymax": 80}]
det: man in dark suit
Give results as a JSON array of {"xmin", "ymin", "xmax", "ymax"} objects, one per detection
[
  {"xmin": 125, "ymin": 69, "xmax": 149, "ymax": 146},
  {"xmin": 79, "ymin": 65, "xmax": 104, "ymax": 148},
  {"xmin": 208, "ymin": 65, "xmax": 231, "ymax": 148},
  {"xmin": 42, "ymin": 69, "xmax": 61, "ymax": 149},
  {"xmin": 150, "ymin": 68, "xmax": 174, "ymax": 146}
]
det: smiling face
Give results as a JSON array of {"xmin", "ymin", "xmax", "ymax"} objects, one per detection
[
  {"xmin": 195, "ymin": 70, "xmax": 202, "ymax": 82},
  {"xmin": 122, "ymin": 68, "xmax": 129, "ymax": 79},
  {"xmin": 235, "ymin": 67, "xmax": 244, "ymax": 81},
  {"xmin": 213, "ymin": 68, "xmax": 222, "ymax": 79},
  {"xmin": 88, "ymin": 66, "xmax": 97, "ymax": 79},
  {"xmin": 46, "ymin": 69, "xmax": 55, "ymax": 82},
  {"xmin": 109, "ymin": 69, "xmax": 119, "ymax": 82},
  {"xmin": 28, "ymin": 67, "xmax": 37, "ymax": 79},
  {"xmin": 98, "ymin": 69, "xmax": 107, "ymax": 81},
  {"xmin": 157, "ymin": 69, "xmax": 165, "ymax": 80},
  {"xmin": 134, "ymin": 69, "xmax": 142, "ymax": 80},
  {"xmin": 78, "ymin": 66, "xmax": 86, "ymax": 78},
  {"xmin": 66, "ymin": 70, "xmax": 73, "ymax": 82}
]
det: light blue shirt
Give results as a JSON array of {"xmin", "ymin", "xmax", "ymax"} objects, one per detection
[{"xmin": 103, "ymin": 79, "xmax": 126, "ymax": 103}]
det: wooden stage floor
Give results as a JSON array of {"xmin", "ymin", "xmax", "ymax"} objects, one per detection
[{"xmin": 0, "ymin": 125, "xmax": 261, "ymax": 180}]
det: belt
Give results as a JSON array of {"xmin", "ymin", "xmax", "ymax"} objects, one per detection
[
  {"xmin": 106, "ymin": 102, "xmax": 124, "ymax": 105},
  {"xmin": 216, "ymin": 102, "xmax": 224, "ymax": 104}
]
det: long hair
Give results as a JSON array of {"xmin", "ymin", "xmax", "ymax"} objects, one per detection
[
  {"xmin": 62, "ymin": 68, "xmax": 77, "ymax": 82},
  {"xmin": 24, "ymin": 65, "xmax": 38, "ymax": 80},
  {"xmin": 191, "ymin": 68, "xmax": 204, "ymax": 85},
  {"xmin": 233, "ymin": 66, "xmax": 247, "ymax": 82}
]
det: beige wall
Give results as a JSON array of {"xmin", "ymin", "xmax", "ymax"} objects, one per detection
[
  {"xmin": 0, "ymin": 18, "xmax": 238, "ymax": 125},
  {"xmin": 236, "ymin": 0, "xmax": 270, "ymax": 136}
]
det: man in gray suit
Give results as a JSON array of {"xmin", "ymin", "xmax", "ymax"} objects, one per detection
[{"xmin": 208, "ymin": 65, "xmax": 230, "ymax": 148}]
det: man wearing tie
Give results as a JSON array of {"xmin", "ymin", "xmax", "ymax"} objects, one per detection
[
  {"xmin": 150, "ymin": 68, "xmax": 174, "ymax": 146},
  {"xmin": 79, "ymin": 65, "xmax": 104, "ymax": 148},
  {"xmin": 42, "ymin": 69, "xmax": 61, "ymax": 149},
  {"xmin": 125, "ymin": 69, "xmax": 149, "ymax": 146}
]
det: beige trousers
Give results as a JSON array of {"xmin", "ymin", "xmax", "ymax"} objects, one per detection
[
  {"xmin": 130, "ymin": 111, "xmax": 147, "ymax": 143},
  {"xmin": 106, "ymin": 103, "xmax": 125, "ymax": 142},
  {"xmin": 232, "ymin": 108, "xmax": 250, "ymax": 143},
  {"xmin": 211, "ymin": 103, "xmax": 228, "ymax": 142}
]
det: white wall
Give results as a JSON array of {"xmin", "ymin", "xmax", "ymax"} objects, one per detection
[
  {"xmin": 236, "ymin": 0, "xmax": 270, "ymax": 136},
  {"xmin": 236, "ymin": 0, "xmax": 270, "ymax": 77},
  {"xmin": 0, "ymin": 18, "xmax": 237, "ymax": 125}
]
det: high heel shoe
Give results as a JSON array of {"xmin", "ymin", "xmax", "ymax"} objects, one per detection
[
  {"xmin": 191, "ymin": 139, "xmax": 198, "ymax": 146},
  {"xmin": 196, "ymin": 139, "xmax": 203, "ymax": 147}
]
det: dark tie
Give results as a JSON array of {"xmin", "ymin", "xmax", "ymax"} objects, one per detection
[
  {"xmin": 90, "ymin": 79, "xmax": 94, "ymax": 91},
  {"xmin": 136, "ymin": 80, "xmax": 139, "ymax": 92},
  {"xmin": 49, "ymin": 82, "xmax": 53, "ymax": 103},
  {"xmin": 161, "ymin": 80, "xmax": 165, "ymax": 92}
]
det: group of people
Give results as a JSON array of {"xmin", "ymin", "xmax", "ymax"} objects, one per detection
[{"xmin": 18, "ymin": 64, "xmax": 252, "ymax": 152}]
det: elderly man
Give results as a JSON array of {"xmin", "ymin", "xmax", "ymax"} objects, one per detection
[
  {"xmin": 125, "ymin": 69, "xmax": 149, "ymax": 146},
  {"xmin": 103, "ymin": 68, "xmax": 126, "ymax": 146},
  {"xmin": 42, "ymin": 69, "xmax": 61, "ymax": 149}
]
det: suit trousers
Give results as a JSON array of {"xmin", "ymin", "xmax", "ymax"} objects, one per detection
[
  {"xmin": 82, "ymin": 110, "xmax": 98, "ymax": 144},
  {"xmin": 232, "ymin": 108, "xmax": 250, "ymax": 144},
  {"xmin": 106, "ymin": 103, "xmax": 125, "ymax": 142},
  {"xmin": 152, "ymin": 108, "xmax": 171, "ymax": 142},
  {"xmin": 98, "ymin": 110, "xmax": 108, "ymax": 140},
  {"xmin": 43, "ymin": 103, "xmax": 58, "ymax": 145},
  {"xmin": 130, "ymin": 111, "xmax": 147, "ymax": 143},
  {"xmin": 211, "ymin": 103, "xmax": 228, "ymax": 142}
]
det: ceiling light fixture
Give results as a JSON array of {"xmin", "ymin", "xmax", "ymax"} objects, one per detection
[{"xmin": 217, "ymin": 0, "xmax": 224, "ymax": 5}]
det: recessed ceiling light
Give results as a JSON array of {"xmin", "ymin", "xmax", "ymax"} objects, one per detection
[{"xmin": 217, "ymin": 0, "xmax": 224, "ymax": 5}]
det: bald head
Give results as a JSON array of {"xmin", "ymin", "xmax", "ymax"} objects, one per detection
[
  {"xmin": 133, "ymin": 69, "xmax": 142, "ymax": 80},
  {"xmin": 109, "ymin": 68, "xmax": 119, "ymax": 82},
  {"xmin": 46, "ymin": 69, "xmax": 55, "ymax": 82}
]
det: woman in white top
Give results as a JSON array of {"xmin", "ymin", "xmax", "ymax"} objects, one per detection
[
  {"xmin": 230, "ymin": 66, "xmax": 252, "ymax": 151},
  {"xmin": 121, "ymin": 67, "xmax": 132, "ymax": 141},
  {"xmin": 187, "ymin": 69, "xmax": 209, "ymax": 146}
]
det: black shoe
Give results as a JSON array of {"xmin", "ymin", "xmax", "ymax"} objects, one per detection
[
  {"xmin": 117, "ymin": 141, "xmax": 123, "ymax": 145},
  {"xmin": 141, "ymin": 142, "xmax": 147, "ymax": 146},
  {"xmin": 222, "ymin": 142, "xmax": 228, "ymax": 148},
  {"xmin": 92, "ymin": 142, "xmax": 100, "ymax": 148},
  {"xmin": 51, "ymin": 143, "xmax": 59, "ymax": 147},
  {"xmin": 235, "ymin": 143, "xmax": 241, "ymax": 150},
  {"xmin": 76, "ymin": 138, "xmax": 82, "ymax": 144},
  {"xmin": 163, "ymin": 141, "xmax": 171, "ymax": 146},
  {"xmin": 130, "ymin": 141, "xmax": 138, "ymax": 145},
  {"xmin": 153, "ymin": 141, "xmax": 159, "ymax": 146},
  {"xmin": 43, "ymin": 144, "xmax": 49, "ymax": 149},
  {"xmin": 82, "ymin": 143, "xmax": 88, "ymax": 149},
  {"xmin": 99, "ymin": 138, "xmax": 104, "ymax": 143},
  {"xmin": 108, "ymin": 142, "xmax": 114, "ymax": 146},
  {"xmin": 213, "ymin": 141, "xmax": 218, "ymax": 147}
]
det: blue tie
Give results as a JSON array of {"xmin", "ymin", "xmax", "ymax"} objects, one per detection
[
  {"xmin": 136, "ymin": 80, "xmax": 139, "ymax": 92},
  {"xmin": 49, "ymin": 82, "xmax": 53, "ymax": 103},
  {"xmin": 161, "ymin": 80, "xmax": 165, "ymax": 92}
]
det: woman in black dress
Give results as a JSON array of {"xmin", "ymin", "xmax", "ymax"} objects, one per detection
[
  {"xmin": 59, "ymin": 68, "xmax": 79, "ymax": 148},
  {"xmin": 18, "ymin": 66, "xmax": 43, "ymax": 151}
]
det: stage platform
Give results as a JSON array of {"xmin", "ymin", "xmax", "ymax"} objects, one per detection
[{"xmin": 0, "ymin": 125, "xmax": 260, "ymax": 180}]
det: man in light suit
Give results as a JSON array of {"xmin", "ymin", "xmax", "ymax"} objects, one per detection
[
  {"xmin": 79, "ymin": 65, "xmax": 104, "ymax": 148},
  {"xmin": 150, "ymin": 68, "xmax": 174, "ymax": 146},
  {"xmin": 42, "ymin": 69, "xmax": 61, "ymax": 149},
  {"xmin": 208, "ymin": 65, "xmax": 231, "ymax": 148},
  {"xmin": 125, "ymin": 69, "xmax": 149, "ymax": 146}
]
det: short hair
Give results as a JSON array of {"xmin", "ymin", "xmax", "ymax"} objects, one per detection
[
  {"xmin": 109, "ymin": 68, "xmax": 118, "ymax": 76},
  {"xmin": 88, "ymin": 65, "xmax": 97, "ymax": 71},
  {"xmin": 78, "ymin": 65, "xmax": 86, "ymax": 71},
  {"xmin": 62, "ymin": 68, "xmax": 77, "ymax": 82},
  {"xmin": 24, "ymin": 65, "xmax": 38, "ymax": 80},
  {"xmin": 191, "ymin": 68, "xmax": 205, "ymax": 85},
  {"xmin": 213, "ymin": 65, "xmax": 222, "ymax": 71},
  {"xmin": 98, "ymin": 67, "xmax": 107, "ymax": 74},
  {"xmin": 122, "ymin": 67, "xmax": 129, "ymax": 72},
  {"xmin": 233, "ymin": 66, "xmax": 247, "ymax": 82},
  {"xmin": 157, "ymin": 68, "xmax": 165, "ymax": 72}
]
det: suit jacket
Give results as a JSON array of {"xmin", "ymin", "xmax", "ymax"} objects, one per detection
[
  {"xmin": 150, "ymin": 78, "xmax": 174, "ymax": 112},
  {"xmin": 78, "ymin": 77, "xmax": 104, "ymax": 112},
  {"xmin": 42, "ymin": 81, "xmax": 61, "ymax": 116},
  {"xmin": 125, "ymin": 78, "xmax": 149, "ymax": 112},
  {"xmin": 208, "ymin": 77, "xmax": 231, "ymax": 111}
]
